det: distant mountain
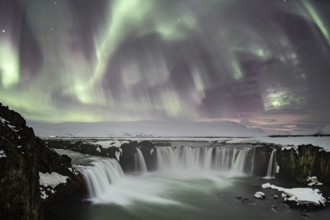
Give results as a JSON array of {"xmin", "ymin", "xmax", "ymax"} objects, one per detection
[
  {"xmin": 264, "ymin": 129, "xmax": 291, "ymax": 136},
  {"xmin": 315, "ymin": 123, "xmax": 330, "ymax": 135},
  {"xmin": 28, "ymin": 120, "xmax": 268, "ymax": 138}
]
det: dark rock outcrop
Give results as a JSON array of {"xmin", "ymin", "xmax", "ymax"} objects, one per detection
[
  {"xmin": 46, "ymin": 139, "xmax": 119, "ymax": 158},
  {"xmin": 0, "ymin": 104, "xmax": 40, "ymax": 220},
  {"xmin": 120, "ymin": 141, "xmax": 157, "ymax": 172},
  {"xmin": 0, "ymin": 103, "xmax": 83, "ymax": 220},
  {"xmin": 253, "ymin": 145, "xmax": 275, "ymax": 176},
  {"xmin": 47, "ymin": 139, "xmax": 158, "ymax": 172}
]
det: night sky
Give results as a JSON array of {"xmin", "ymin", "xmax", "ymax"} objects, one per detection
[{"xmin": 0, "ymin": 0, "xmax": 330, "ymax": 133}]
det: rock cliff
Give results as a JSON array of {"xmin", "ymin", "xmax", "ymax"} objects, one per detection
[{"xmin": 0, "ymin": 103, "xmax": 83, "ymax": 220}]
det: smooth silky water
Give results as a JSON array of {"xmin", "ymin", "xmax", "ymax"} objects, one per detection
[{"xmin": 48, "ymin": 144, "xmax": 330, "ymax": 220}]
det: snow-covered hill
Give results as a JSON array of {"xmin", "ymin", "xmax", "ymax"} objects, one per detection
[
  {"xmin": 315, "ymin": 123, "xmax": 330, "ymax": 135},
  {"xmin": 28, "ymin": 120, "xmax": 267, "ymax": 138}
]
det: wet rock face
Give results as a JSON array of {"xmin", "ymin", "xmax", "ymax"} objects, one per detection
[
  {"xmin": 140, "ymin": 141, "xmax": 157, "ymax": 171},
  {"xmin": 0, "ymin": 103, "xmax": 83, "ymax": 220},
  {"xmin": 276, "ymin": 145, "xmax": 330, "ymax": 185},
  {"xmin": 120, "ymin": 141, "xmax": 157, "ymax": 172},
  {"xmin": 253, "ymin": 145, "xmax": 274, "ymax": 176}
]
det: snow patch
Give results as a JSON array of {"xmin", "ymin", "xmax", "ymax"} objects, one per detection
[
  {"xmin": 40, "ymin": 188, "xmax": 48, "ymax": 199},
  {"xmin": 93, "ymin": 140, "xmax": 129, "ymax": 148},
  {"xmin": 39, "ymin": 171, "xmax": 69, "ymax": 199},
  {"xmin": 276, "ymin": 165, "xmax": 280, "ymax": 174},
  {"xmin": 306, "ymin": 176, "xmax": 323, "ymax": 187},
  {"xmin": 39, "ymin": 172, "xmax": 68, "ymax": 188},
  {"xmin": 40, "ymin": 187, "xmax": 56, "ymax": 199},
  {"xmin": 262, "ymin": 183, "xmax": 326, "ymax": 206},
  {"xmin": 254, "ymin": 191, "xmax": 265, "ymax": 199},
  {"xmin": 0, "ymin": 117, "xmax": 9, "ymax": 124},
  {"xmin": 68, "ymin": 167, "xmax": 79, "ymax": 175},
  {"xmin": 0, "ymin": 149, "xmax": 7, "ymax": 158},
  {"xmin": 0, "ymin": 117, "xmax": 19, "ymax": 132}
]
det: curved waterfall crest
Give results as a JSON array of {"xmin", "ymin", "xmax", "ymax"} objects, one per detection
[
  {"xmin": 79, "ymin": 159, "xmax": 124, "ymax": 198},
  {"xmin": 156, "ymin": 146, "xmax": 254, "ymax": 174},
  {"xmin": 79, "ymin": 145, "xmax": 263, "ymax": 201}
]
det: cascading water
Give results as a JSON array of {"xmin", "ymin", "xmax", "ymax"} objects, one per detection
[
  {"xmin": 264, "ymin": 149, "xmax": 276, "ymax": 179},
  {"xmin": 232, "ymin": 147, "xmax": 251, "ymax": 173},
  {"xmin": 156, "ymin": 146, "xmax": 254, "ymax": 174},
  {"xmin": 135, "ymin": 148, "xmax": 148, "ymax": 173},
  {"xmin": 78, "ymin": 159, "xmax": 124, "ymax": 198},
  {"xmin": 76, "ymin": 144, "xmax": 256, "ymax": 205},
  {"xmin": 74, "ymin": 145, "xmax": 258, "ymax": 207}
]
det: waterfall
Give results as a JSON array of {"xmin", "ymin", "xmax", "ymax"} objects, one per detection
[
  {"xmin": 78, "ymin": 159, "xmax": 124, "ymax": 198},
  {"xmin": 232, "ymin": 148, "xmax": 250, "ymax": 173},
  {"xmin": 156, "ymin": 146, "xmax": 254, "ymax": 174},
  {"xmin": 135, "ymin": 148, "xmax": 148, "ymax": 173},
  {"xmin": 264, "ymin": 149, "xmax": 276, "ymax": 179}
]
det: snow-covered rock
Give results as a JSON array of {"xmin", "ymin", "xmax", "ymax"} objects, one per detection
[
  {"xmin": 254, "ymin": 191, "xmax": 265, "ymax": 199},
  {"xmin": 93, "ymin": 140, "xmax": 129, "ymax": 148},
  {"xmin": 306, "ymin": 176, "xmax": 323, "ymax": 187},
  {"xmin": 262, "ymin": 183, "xmax": 326, "ymax": 207},
  {"xmin": 39, "ymin": 172, "xmax": 69, "ymax": 199}
]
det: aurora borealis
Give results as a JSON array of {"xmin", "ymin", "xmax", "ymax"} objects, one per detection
[{"xmin": 0, "ymin": 0, "xmax": 330, "ymax": 133}]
